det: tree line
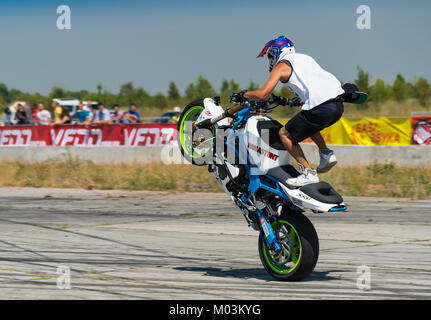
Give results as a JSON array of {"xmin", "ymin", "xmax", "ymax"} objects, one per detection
[{"xmin": 0, "ymin": 67, "xmax": 430, "ymax": 113}]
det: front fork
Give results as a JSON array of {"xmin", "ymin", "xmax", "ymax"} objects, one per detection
[{"xmin": 256, "ymin": 209, "xmax": 281, "ymax": 252}]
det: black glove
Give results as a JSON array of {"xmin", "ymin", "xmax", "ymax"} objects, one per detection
[
  {"xmin": 229, "ymin": 90, "xmax": 247, "ymax": 104},
  {"xmin": 288, "ymin": 97, "xmax": 303, "ymax": 107},
  {"xmin": 269, "ymin": 94, "xmax": 288, "ymax": 106}
]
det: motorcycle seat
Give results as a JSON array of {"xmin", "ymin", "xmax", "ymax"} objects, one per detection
[
  {"xmin": 299, "ymin": 182, "xmax": 343, "ymax": 204},
  {"xmin": 256, "ymin": 120, "xmax": 285, "ymax": 150},
  {"xmin": 267, "ymin": 165, "xmax": 301, "ymax": 185}
]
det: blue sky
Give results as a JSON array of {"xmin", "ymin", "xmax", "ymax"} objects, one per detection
[{"xmin": 0, "ymin": 0, "xmax": 430, "ymax": 95}]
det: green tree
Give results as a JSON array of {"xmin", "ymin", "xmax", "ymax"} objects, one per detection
[
  {"xmin": 354, "ymin": 66, "xmax": 370, "ymax": 93},
  {"xmin": 369, "ymin": 78, "xmax": 389, "ymax": 102},
  {"xmin": 152, "ymin": 93, "xmax": 168, "ymax": 109},
  {"xmin": 247, "ymin": 80, "xmax": 259, "ymax": 91},
  {"xmin": 220, "ymin": 79, "xmax": 229, "ymax": 93},
  {"xmin": 0, "ymin": 83, "xmax": 11, "ymax": 103},
  {"xmin": 185, "ymin": 75, "xmax": 216, "ymax": 100},
  {"xmin": 392, "ymin": 73, "xmax": 410, "ymax": 101},
  {"xmin": 167, "ymin": 81, "xmax": 181, "ymax": 100},
  {"xmin": 49, "ymin": 86, "xmax": 66, "ymax": 99},
  {"xmin": 228, "ymin": 79, "xmax": 240, "ymax": 92},
  {"xmin": 413, "ymin": 77, "xmax": 430, "ymax": 106}
]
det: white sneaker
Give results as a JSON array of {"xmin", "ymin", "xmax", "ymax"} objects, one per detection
[
  {"xmin": 317, "ymin": 149, "xmax": 337, "ymax": 173},
  {"xmin": 286, "ymin": 168, "xmax": 319, "ymax": 187}
]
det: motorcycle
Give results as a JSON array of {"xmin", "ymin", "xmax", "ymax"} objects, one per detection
[{"xmin": 177, "ymin": 86, "xmax": 367, "ymax": 281}]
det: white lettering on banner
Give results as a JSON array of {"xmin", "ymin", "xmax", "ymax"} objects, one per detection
[
  {"xmin": 2, "ymin": 125, "xmax": 175, "ymax": 147},
  {"xmin": 62, "ymin": 129, "xmax": 76, "ymax": 146},
  {"xmin": 0, "ymin": 129, "xmax": 32, "ymax": 145},
  {"xmin": 51, "ymin": 129, "xmax": 64, "ymax": 146},
  {"xmin": 74, "ymin": 129, "xmax": 89, "ymax": 146},
  {"xmin": 124, "ymin": 128, "xmax": 169, "ymax": 146},
  {"xmin": 88, "ymin": 129, "xmax": 102, "ymax": 145},
  {"xmin": 160, "ymin": 128, "xmax": 175, "ymax": 145},
  {"xmin": 134, "ymin": 128, "xmax": 147, "ymax": 145},
  {"xmin": 147, "ymin": 128, "xmax": 160, "ymax": 146},
  {"xmin": 124, "ymin": 128, "xmax": 136, "ymax": 146}
]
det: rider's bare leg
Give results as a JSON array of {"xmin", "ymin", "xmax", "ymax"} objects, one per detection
[
  {"xmin": 279, "ymin": 127, "xmax": 311, "ymax": 169},
  {"xmin": 310, "ymin": 132, "xmax": 327, "ymax": 150}
]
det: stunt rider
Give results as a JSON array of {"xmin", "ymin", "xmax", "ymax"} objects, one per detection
[{"xmin": 232, "ymin": 36, "xmax": 345, "ymax": 187}]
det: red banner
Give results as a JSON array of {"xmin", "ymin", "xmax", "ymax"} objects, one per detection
[
  {"xmin": 0, "ymin": 124, "xmax": 177, "ymax": 146},
  {"xmin": 411, "ymin": 116, "xmax": 431, "ymax": 145}
]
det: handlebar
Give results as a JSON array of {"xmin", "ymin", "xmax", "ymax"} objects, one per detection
[{"xmin": 195, "ymin": 94, "xmax": 302, "ymax": 129}]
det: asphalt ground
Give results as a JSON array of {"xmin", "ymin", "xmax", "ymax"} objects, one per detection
[{"xmin": 0, "ymin": 187, "xmax": 430, "ymax": 299}]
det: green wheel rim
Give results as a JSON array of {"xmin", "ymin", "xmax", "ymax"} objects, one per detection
[
  {"xmin": 179, "ymin": 105, "xmax": 213, "ymax": 159},
  {"xmin": 262, "ymin": 220, "xmax": 302, "ymax": 274}
]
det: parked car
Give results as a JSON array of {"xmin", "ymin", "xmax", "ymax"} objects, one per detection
[
  {"xmin": 153, "ymin": 108, "xmax": 182, "ymax": 124},
  {"xmin": 53, "ymin": 98, "xmax": 99, "ymax": 118}
]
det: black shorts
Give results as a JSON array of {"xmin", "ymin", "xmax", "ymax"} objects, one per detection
[{"xmin": 284, "ymin": 98, "xmax": 344, "ymax": 144}]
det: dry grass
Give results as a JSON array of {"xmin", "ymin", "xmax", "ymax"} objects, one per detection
[{"xmin": 0, "ymin": 157, "xmax": 430, "ymax": 199}]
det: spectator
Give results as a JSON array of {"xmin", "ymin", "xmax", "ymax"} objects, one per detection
[
  {"xmin": 15, "ymin": 104, "xmax": 29, "ymax": 125},
  {"xmin": 85, "ymin": 100, "xmax": 93, "ymax": 112},
  {"xmin": 110, "ymin": 104, "xmax": 124, "ymax": 124},
  {"xmin": 90, "ymin": 107, "xmax": 99, "ymax": 124},
  {"xmin": 24, "ymin": 103, "xmax": 34, "ymax": 124},
  {"xmin": 169, "ymin": 106, "xmax": 181, "ymax": 125},
  {"xmin": 75, "ymin": 103, "xmax": 90, "ymax": 125},
  {"xmin": 37, "ymin": 103, "xmax": 51, "ymax": 125},
  {"xmin": 95, "ymin": 103, "xmax": 112, "ymax": 124},
  {"xmin": 2, "ymin": 107, "xmax": 13, "ymax": 126},
  {"xmin": 123, "ymin": 104, "xmax": 140, "ymax": 124},
  {"xmin": 55, "ymin": 107, "xmax": 72, "ymax": 125},
  {"xmin": 52, "ymin": 101, "xmax": 62, "ymax": 123}
]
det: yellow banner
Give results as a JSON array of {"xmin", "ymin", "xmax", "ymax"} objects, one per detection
[{"xmin": 277, "ymin": 117, "xmax": 412, "ymax": 146}]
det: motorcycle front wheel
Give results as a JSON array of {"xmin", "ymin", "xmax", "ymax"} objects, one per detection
[{"xmin": 258, "ymin": 212, "xmax": 319, "ymax": 281}]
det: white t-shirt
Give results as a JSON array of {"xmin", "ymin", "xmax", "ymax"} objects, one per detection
[
  {"xmin": 279, "ymin": 53, "xmax": 344, "ymax": 111},
  {"xmin": 37, "ymin": 110, "xmax": 51, "ymax": 125}
]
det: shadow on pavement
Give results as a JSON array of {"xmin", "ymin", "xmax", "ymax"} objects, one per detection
[{"xmin": 174, "ymin": 266, "xmax": 343, "ymax": 282}]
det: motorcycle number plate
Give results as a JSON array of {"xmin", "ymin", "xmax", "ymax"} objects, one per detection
[{"xmin": 260, "ymin": 217, "xmax": 270, "ymax": 237}]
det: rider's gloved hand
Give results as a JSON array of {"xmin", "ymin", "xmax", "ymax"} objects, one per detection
[
  {"xmin": 288, "ymin": 97, "xmax": 303, "ymax": 107},
  {"xmin": 229, "ymin": 90, "xmax": 247, "ymax": 104},
  {"xmin": 269, "ymin": 94, "xmax": 288, "ymax": 106}
]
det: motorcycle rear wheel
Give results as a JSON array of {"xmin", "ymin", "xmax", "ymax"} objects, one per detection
[{"xmin": 177, "ymin": 99, "xmax": 214, "ymax": 166}]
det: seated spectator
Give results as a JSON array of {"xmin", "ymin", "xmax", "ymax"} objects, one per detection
[
  {"xmin": 169, "ymin": 106, "xmax": 181, "ymax": 125},
  {"xmin": 52, "ymin": 101, "xmax": 63, "ymax": 123},
  {"xmin": 37, "ymin": 103, "xmax": 51, "ymax": 125},
  {"xmin": 123, "ymin": 104, "xmax": 140, "ymax": 124},
  {"xmin": 75, "ymin": 103, "xmax": 90, "ymax": 125},
  {"xmin": 55, "ymin": 107, "xmax": 72, "ymax": 125},
  {"xmin": 15, "ymin": 104, "xmax": 29, "ymax": 125},
  {"xmin": 110, "ymin": 104, "xmax": 124, "ymax": 124},
  {"xmin": 95, "ymin": 103, "xmax": 112, "ymax": 124}
]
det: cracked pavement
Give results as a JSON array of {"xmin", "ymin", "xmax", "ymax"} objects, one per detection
[{"xmin": 0, "ymin": 187, "xmax": 430, "ymax": 299}]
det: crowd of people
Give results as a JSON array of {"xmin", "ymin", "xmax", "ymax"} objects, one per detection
[{"xmin": 1, "ymin": 101, "xmax": 144, "ymax": 126}]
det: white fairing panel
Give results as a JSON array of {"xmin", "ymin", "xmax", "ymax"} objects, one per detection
[
  {"xmin": 243, "ymin": 116, "xmax": 292, "ymax": 174},
  {"xmin": 197, "ymin": 98, "xmax": 230, "ymax": 126},
  {"xmin": 280, "ymin": 184, "xmax": 344, "ymax": 212}
]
